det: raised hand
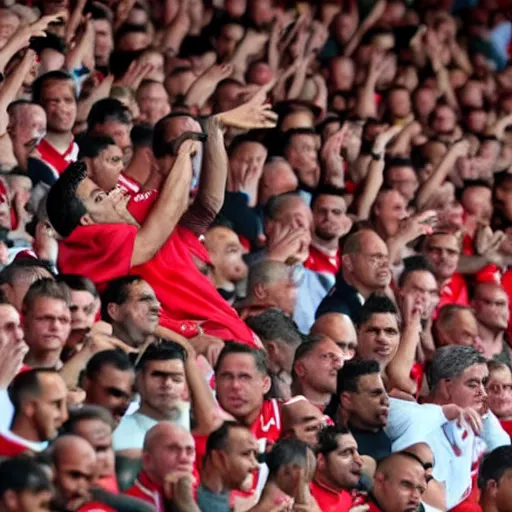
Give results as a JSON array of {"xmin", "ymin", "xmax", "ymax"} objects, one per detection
[
  {"xmin": 114, "ymin": 60, "xmax": 153, "ymax": 90},
  {"xmin": 398, "ymin": 210, "xmax": 438, "ymax": 243},
  {"xmin": 216, "ymin": 80, "xmax": 278, "ymax": 130},
  {"xmin": 373, "ymin": 124, "xmax": 406, "ymax": 153}
]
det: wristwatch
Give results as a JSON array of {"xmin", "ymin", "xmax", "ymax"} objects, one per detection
[{"xmin": 371, "ymin": 151, "xmax": 383, "ymax": 161}]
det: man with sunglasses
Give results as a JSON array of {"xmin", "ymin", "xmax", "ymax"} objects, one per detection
[{"xmin": 50, "ymin": 87, "xmax": 276, "ymax": 352}]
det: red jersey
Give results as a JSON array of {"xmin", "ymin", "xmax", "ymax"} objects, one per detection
[
  {"xmin": 57, "ymin": 223, "xmax": 259, "ymax": 347},
  {"xmin": 501, "ymin": 269, "xmax": 512, "ymax": 342},
  {"xmin": 77, "ymin": 503, "xmax": 116, "ymax": 512},
  {"xmin": 304, "ymin": 245, "xmax": 340, "ymax": 276},
  {"xmin": 309, "ymin": 479, "xmax": 353, "ymax": 512},
  {"xmin": 500, "ymin": 419, "xmax": 512, "ymax": 438},
  {"xmin": 117, "ymin": 173, "xmax": 141, "ymax": 195},
  {"xmin": 0, "ymin": 431, "xmax": 45, "ymax": 457},
  {"xmin": 435, "ymin": 273, "xmax": 469, "ymax": 318},
  {"xmin": 125, "ymin": 471, "xmax": 165, "ymax": 512},
  {"xmin": 37, "ymin": 138, "xmax": 79, "ymax": 177}
]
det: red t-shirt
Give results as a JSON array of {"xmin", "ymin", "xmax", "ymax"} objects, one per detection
[
  {"xmin": 435, "ymin": 273, "xmax": 469, "ymax": 318},
  {"xmin": 500, "ymin": 419, "xmax": 512, "ymax": 439},
  {"xmin": 0, "ymin": 432, "xmax": 31, "ymax": 457},
  {"xmin": 304, "ymin": 245, "xmax": 340, "ymax": 276},
  {"xmin": 57, "ymin": 223, "xmax": 259, "ymax": 347},
  {"xmin": 37, "ymin": 138, "xmax": 79, "ymax": 176},
  {"xmin": 117, "ymin": 173, "xmax": 141, "ymax": 195},
  {"xmin": 501, "ymin": 269, "xmax": 512, "ymax": 342},
  {"xmin": 77, "ymin": 503, "xmax": 116, "ymax": 512},
  {"xmin": 309, "ymin": 480, "xmax": 353, "ymax": 512}
]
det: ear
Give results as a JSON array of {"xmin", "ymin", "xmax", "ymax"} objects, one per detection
[
  {"xmin": 342, "ymin": 254, "xmax": 353, "ymax": 273},
  {"xmin": 107, "ymin": 303, "xmax": 121, "ymax": 322},
  {"xmin": 23, "ymin": 399, "xmax": 36, "ymax": 420},
  {"xmin": 485, "ymin": 479, "xmax": 498, "ymax": 499},
  {"xmin": 80, "ymin": 214, "xmax": 94, "ymax": 226},
  {"xmin": 294, "ymin": 360, "xmax": 306, "ymax": 379},
  {"xmin": 4, "ymin": 489, "xmax": 18, "ymax": 510},
  {"xmin": 437, "ymin": 378, "xmax": 452, "ymax": 402},
  {"xmin": 316, "ymin": 453, "xmax": 327, "ymax": 472},
  {"xmin": 266, "ymin": 341, "xmax": 280, "ymax": 363},
  {"xmin": 253, "ymin": 283, "xmax": 267, "ymax": 301},
  {"xmin": 82, "ymin": 376, "xmax": 90, "ymax": 393},
  {"xmin": 262, "ymin": 375, "xmax": 272, "ymax": 395},
  {"xmin": 340, "ymin": 391, "xmax": 352, "ymax": 410}
]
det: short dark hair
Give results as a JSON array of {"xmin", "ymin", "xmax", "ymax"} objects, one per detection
[
  {"xmin": 397, "ymin": 256, "xmax": 436, "ymax": 288},
  {"xmin": 478, "ymin": 445, "xmax": 512, "ymax": 491},
  {"xmin": 310, "ymin": 185, "xmax": 346, "ymax": 209},
  {"xmin": 46, "ymin": 161, "xmax": 88, "ymax": 238},
  {"xmin": 265, "ymin": 438, "xmax": 310, "ymax": 478},
  {"xmin": 101, "ymin": 275, "xmax": 145, "ymax": 322},
  {"xmin": 205, "ymin": 421, "xmax": 245, "ymax": 458},
  {"xmin": 263, "ymin": 192, "xmax": 301, "ymax": 221},
  {"xmin": 87, "ymin": 98, "xmax": 132, "ymax": 131},
  {"xmin": 245, "ymin": 308, "xmax": 303, "ymax": 346},
  {"xmin": 84, "ymin": 349, "xmax": 133, "ymax": 380},
  {"xmin": 22, "ymin": 278, "xmax": 71, "ymax": 313},
  {"xmin": 136, "ymin": 340, "xmax": 187, "ymax": 371},
  {"xmin": 215, "ymin": 342, "xmax": 268, "ymax": 376},
  {"xmin": 56, "ymin": 274, "xmax": 98, "ymax": 298},
  {"xmin": 282, "ymin": 127, "xmax": 317, "ymax": 152},
  {"xmin": 131, "ymin": 123, "xmax": 154, "ymax": 148},
  {"xmin": 8, "ymin": 369, "xmax": 59, "ymax": 415},
  {"xmin": 336, "ymin": 359, "xmax": 381, "ymax": 393},
  {"xmin": 0, "ymin": 456, "xmax": 52, "ymax": 496},
  {"xmin": 78, "ymin": 135, "xmax": 117, "ymax": 159},
  {"xmin": 292, "ymin": 335, "xmax": 330, "ymax": 374},
  {"xmin": 356, "ymin": 294, "xmax": 399, "ymax": 328},
  {"xmin": 316, "ymin": 424, "xmax": 351, "ymax": 456},
  {"xmin": 62, "ymin": 404, "xmax": 115, "ymax": 433},
  {"xmin": 32, "ymin": 70, "xmax": 75, "ymax": 105}
]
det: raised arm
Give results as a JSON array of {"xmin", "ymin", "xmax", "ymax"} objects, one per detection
[{"xmin": 131, "ymin": 141, "xmax": 196, "ymax": 267}]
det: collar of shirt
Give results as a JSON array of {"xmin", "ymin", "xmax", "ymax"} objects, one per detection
[{"xmin": 0, "ymin": 429, "xmax": 48, "ymax": 453}]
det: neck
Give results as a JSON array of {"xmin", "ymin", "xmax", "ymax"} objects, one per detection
[
  {"xmin": 111, "ymin": 325, "xmax": 151, "ymax": 349},
  {"xmin": 137, "ymin": 401, "xmax": 178, "ymax": 422},
  {"xmin": 314, "ymin": 470, "xmax": 344, "ymax": 493},
  {"xmin": 124, "ymin": 152, "xmax": 149, "ymax": 185},
  {"xmin": 200, "ymin": 461, "xmax": 228, "ymax": 494},
  {"xmin": 311, "ymin": 235, "xmax": 339, "ymax": 255},
  {"xmin": 478, "ymin": 323, "xmax": 505, "ymax": 358},
  {"xmin": 25, "ymin": 349, "xmax": 61, "ymax": 369},
  {"xmin": 10, "ymin": 416, "xmax": 43, "ymax": 443},
  {"xmin": 296, "ymin": 381, "xmax": 331, "ymax": 410},
  {"xmin": 142, "ymin": 170, "xmax": 164, "ymax": 192},
  {"xmin": 347, "ymin": 416, "xmax": 380, "ymax": 433},
  {"xmin": 44, "ymin": 131, "xmax": 73, "ymax": 152}
]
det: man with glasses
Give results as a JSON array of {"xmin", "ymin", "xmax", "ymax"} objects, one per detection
[{"xmin": 316, "ymin": 229, "xmax": 392, "ymax": 325}]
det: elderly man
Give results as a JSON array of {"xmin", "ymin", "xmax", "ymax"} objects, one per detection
[{"xmin": 316, "ymin": 230, "xmax": 392, "ymax": 324}]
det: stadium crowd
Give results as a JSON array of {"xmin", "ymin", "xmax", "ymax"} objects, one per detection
[{"xmin": 0, "ymin": 0, "xmax": 511, "ymax": 510}]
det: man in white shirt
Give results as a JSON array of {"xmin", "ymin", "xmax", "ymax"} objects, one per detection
[{"xmin": 386, "ymin": 346, "xmax": 510, "ymax": 510}]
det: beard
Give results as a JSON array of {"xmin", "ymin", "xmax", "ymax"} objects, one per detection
[{"xmin": 315, "ymin": 227, "xmax": 338, "ymax": 242}]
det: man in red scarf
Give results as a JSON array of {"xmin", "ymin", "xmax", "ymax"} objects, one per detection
[{"xmin": 48, "ymin": 86, "xmax": 277, "ymax": 349}]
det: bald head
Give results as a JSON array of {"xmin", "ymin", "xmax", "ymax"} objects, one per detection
[
  {"xmin": 311, "ymin": 313, "xmax": 357, "ymax": 361},
  {"xmin": 52, "ymin": 434, "xmax": 96, "ymax": 466},
  {"xmin": 281, "ymin": 396, "xmax": 326, "ymax": 446},
  {"xmin": 143, "ymin": 422, "xmax": 195, "ymax": 482}
]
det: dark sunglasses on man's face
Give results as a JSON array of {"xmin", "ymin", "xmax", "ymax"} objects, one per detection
[{"xmin": 162, "ymin": 132, "xmax": 208, "ymax": 157}]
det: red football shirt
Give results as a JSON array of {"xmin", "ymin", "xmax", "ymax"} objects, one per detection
[
  {"xmin": 77, "ymin": 503, "xmax": 116, "ymax": 512},
  {"xmin": 304, "ymin": 245, "xmax": 340, "ymax": 276},
  {"xmin": 37, "ymin": 138, "xmax": 79, "ymax": 176},
  {"xmin": 435, "ymin": 273, "xmax": 469, "ymax": 318},
  {"xmin": 57, "ymin": 223, "xmax": 259, "ymax": 347},
  {"xmin": 310, "ymin": 479, "xmax": 353, "ymax": 512},
  {"xmin": 117, "ymin": 173, "xmax": 141, "ymax": 195}
]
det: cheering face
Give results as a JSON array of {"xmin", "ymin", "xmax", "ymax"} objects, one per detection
[
  {"xmin": 357, "ymin": 313, "xmax": 400, "ymax": 368},
  {"xmin": 321, "ymin": 433, "xmax": 363, "ymax": 490}
]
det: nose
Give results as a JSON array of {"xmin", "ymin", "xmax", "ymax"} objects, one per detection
[
  {"xmin": 332, "ymin": 356, "xmax": 343, "ymax": 370},
  {"xmin": 354, "ymin": 453, "xmax": 364, "ymax": 467}
]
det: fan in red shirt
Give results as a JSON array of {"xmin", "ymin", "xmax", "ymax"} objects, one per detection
[
  {"xmin": 125, "ymin": 422, "xmax": 197, "ymax": 512},
  {"xmin": 49, "ymin": 90, "xmax": 276, "ymax": 348},
  {"xmin": 194, "ymin": 343, "xmax": 282, "ymax": 501},
  {"xmin": 310, "ymin": 425, "xmax": 363, "ymax": 512},
  {"xmin": 305, "ymin": 186, "xmax": 351, "ymax": 278},
  {"xmin": 422, "ymin": 232, "xmax": 469, "ymax": 317}
]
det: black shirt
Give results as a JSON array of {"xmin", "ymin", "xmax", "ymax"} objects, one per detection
[{"xmin": 350, "ymin": 424, "xmax": 391, "ymax": 462}]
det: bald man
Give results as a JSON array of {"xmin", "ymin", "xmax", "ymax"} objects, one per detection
[
  {"xmin": 126, "ymin": 422, "xmax": 197, "ymax": 511},
  {"xmin": 204, "ymin": 225, "xmax": 248, "ymax": 304},
  {"xmin": 310, "ymin": 312, "xmax": 358, "ymax": 361},
  {"xmin": 51, "ymin": 435, "xmax": 97, "ymax": 512},
  {"xmin": 369, "ymin": 452, "xmax": 427, "ymax": 512}
]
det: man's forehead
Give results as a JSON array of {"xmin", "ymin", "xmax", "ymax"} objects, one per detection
[
  {"xmin": 76, "ymin": 176, "xmax": 100, "ymax": 200},
  {"xmin": 0, "ymin": 303, "xmax": 20, "ymax": 323},
  {"xmin": 164, "ymin": 116, "xmax": 202, "ymax": 138},
  {"xmin": 429, "ymin": 234, "xmax": 458, "ymax": 249}
]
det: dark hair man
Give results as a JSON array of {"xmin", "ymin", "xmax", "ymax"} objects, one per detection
[{"xmin": 478, "ymin": 445, "xmax": 512, "ymax": 512}]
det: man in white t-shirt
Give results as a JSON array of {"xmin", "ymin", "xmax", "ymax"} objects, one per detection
[{"xmin": 386, "ymin": 345, "xmax": 510, "ymax": 510}]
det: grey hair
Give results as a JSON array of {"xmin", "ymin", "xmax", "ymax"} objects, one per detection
[
  {"xmin": 247, "ymin": 260, "xmax": 291, "ymax": 296},
  {"xmin": 429, "ymin": 346, "xmax": 487, "ymax": 389}
]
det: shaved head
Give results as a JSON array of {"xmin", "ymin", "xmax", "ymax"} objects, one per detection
[{"xmin": 311, "ymin": 313, "xmax": 357, "ymax": 360}]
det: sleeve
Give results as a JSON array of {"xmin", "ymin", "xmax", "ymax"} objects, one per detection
[
  {"xmin": 112, "ymin": 416, "xmax": 145, "ymax": 452},
  {"xmin": 481, "ymin": 411, "xmax": 511, "ymax": 451},
  {"xmin": 387, "ymin": 398, "xmax": 447, "ymax": 451}
]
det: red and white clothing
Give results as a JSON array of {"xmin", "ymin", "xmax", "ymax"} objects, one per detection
[
  {"xmin": 310, "ymin": 480, "xmax": 353, "ymax": 512},
  {"xmin": 37, "ymin": 137, "xmax": 79, "ymax": 177},
  {"xmin": 125, "ymin": 471, "xmax": 168, "ymax": 512},
  {"xmin": 304, "ymin": 245, "xmax": 340, "ymax": 277},
  {"xmin": 0, "ymin": 430, "xmax": 47, "ymax": 457},
  {"xmin": 117, "ymin": 173, "xmax": 141, "ymax": 196}
]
